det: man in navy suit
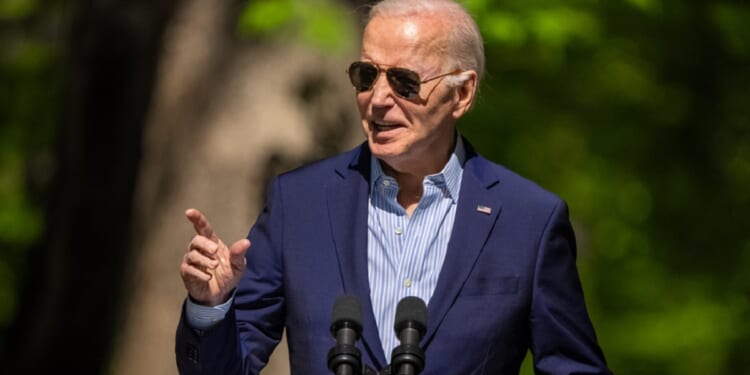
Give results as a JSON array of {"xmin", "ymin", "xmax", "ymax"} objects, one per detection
[{"xmin": 176, "ymin": 0, "xmax": 611, "ymax": 374}]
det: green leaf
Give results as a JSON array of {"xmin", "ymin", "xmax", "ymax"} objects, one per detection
[
  {"xmin": 298, "ymin": 3, "xmax": 353, "ymax": 51},
  {"xmin": 237, "ymin": 0, "xmax": 294, "ymax": 36}
]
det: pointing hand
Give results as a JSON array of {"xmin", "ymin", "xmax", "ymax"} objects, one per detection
[{"xmin": 180, "ymin": 208, "xmax": 250, "ymax": 306}]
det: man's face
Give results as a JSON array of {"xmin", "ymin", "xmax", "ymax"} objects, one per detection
[{"xmin": 356, "ymin": 15, "xmax": 472, "ymax": 176}]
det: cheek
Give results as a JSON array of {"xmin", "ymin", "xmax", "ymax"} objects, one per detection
[
  {"xmin": 356, "ymin": 94, "xmax": 369, "ymax": 115},
  {"xmin": 422, "ymin": 93, "xmax": 455, "ymax": 123},
  {"xmin": 357, "ymin": 97, "xmax": 370, "ymax": 135}
]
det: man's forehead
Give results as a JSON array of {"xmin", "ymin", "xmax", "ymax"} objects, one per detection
[
  {"xmin": 363, "ymin": 15, "xmax": 445, "ymax": 52},
  {"xmin": 365, "ymin": 16, "xmax": 421, "ymax": 39}
]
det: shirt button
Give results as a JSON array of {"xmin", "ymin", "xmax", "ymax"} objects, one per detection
[
  {"xmin": 383, "ymin": 180, "xmax": 391, "ymax": 186},
  {"xmin": 395, "ymin": 227, "xmax": 403, "ymax": 235},
  {"xmin": 404, "ymin": 278, "xmax": 412, "ymax": 288}
]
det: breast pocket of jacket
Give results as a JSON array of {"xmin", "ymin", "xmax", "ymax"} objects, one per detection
[{"xmin": 460, "ymin": 275, "xmax": 519, "ymax": 297}]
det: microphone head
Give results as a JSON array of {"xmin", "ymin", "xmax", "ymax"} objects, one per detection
[
  {"xmin": 331, "ymin": 295, "xmax": 363, "ymax": 335},
  {"xmin": 394, "ymin": 296, "xmax": 427, "ymax": 336}
]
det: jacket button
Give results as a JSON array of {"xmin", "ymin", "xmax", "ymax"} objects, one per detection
[{"xmin": 186, "ymin": 344, "xmax": 199, "ymax": 363}]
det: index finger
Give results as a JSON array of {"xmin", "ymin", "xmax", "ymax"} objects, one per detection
[{"xmin": 185, "ymin": 208, "xmax": 219, "ymax": 241}]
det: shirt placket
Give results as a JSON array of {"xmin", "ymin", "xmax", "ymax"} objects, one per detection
[{"xmin": 397, "ymin": 181, "xmax": 442, "ymax": 301}]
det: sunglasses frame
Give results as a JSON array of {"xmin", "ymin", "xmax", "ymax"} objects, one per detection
[{"xmin": 347, "ymin": 61, "xmax": 461, "ymax": 99}]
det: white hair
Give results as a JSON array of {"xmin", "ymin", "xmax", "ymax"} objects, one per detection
[{"xmin": 367, "ymin": 0, "xmax": 485, "ymax": 85}]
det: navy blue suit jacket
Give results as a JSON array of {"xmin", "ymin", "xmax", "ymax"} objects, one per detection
[{"xmin": 176, "ymin": 139, "xmax": 611, "ymax": 374}]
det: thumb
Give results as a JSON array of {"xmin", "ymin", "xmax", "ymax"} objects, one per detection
[{"xmin": 229, "ymin": 238, "xmax": 250, "ymax": 268}]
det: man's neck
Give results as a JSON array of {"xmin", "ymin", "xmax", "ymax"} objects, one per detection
[{"xmin": 379, "ymin": 164, "xmax": 424, "ymax": 217}]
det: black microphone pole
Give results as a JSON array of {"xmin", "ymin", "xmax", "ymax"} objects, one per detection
[
  {"xmin": 328, "ymin": 295, "xmax": 364, "ymax": 375},
  {"xmin": 390, "ymin": 296, "xmax": 427, "ymax": 375}
]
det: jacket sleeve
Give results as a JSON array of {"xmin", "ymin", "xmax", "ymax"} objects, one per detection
[
  {"xmin": 530, "ymin": 200, "xmax": 612, "ymax": 375},
  {"xmin": 175, "ymin": 303, "xmax": 244, "ymax": 374},
  {"xmin": 175, "ymin": 177, "xmax": 287, "ymax": 375}
]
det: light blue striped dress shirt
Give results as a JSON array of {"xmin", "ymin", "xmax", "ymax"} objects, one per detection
[{"xmin": 368, "ymin": 138, "xmax": 465, "ymax": 358}]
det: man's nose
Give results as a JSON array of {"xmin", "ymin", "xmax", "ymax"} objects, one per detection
[{"xmin": 370, "ymin": 73, "xmax": 395, "ymax": 106}]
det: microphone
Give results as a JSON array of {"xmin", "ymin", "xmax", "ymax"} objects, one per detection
[
  {"xmin": 328, "ymin": 295, "xmax": 364, "ymax": 375},
  {"xmin": 390, "ymin": 296, "xmax": 427, "ymax": 375}
]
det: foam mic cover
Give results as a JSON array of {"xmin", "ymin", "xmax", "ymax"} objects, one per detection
[
  {"xmin": 394, "ymin": 296, "xmax": 427, "ymax": 336},
  {"xmin": 391, "ymin": 296, "xmax": 427, "ymax": 375},
  {"xmin": 331, "ymin": 295, "xmax": 363, "ymax": 334},
  {"xmin": 329, "ymin": 295, "xmax": 363, "ymax": 375}
]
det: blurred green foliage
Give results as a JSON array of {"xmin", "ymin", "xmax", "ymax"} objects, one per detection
[
  {"xmin": 458, "ymin": 0, "xmax": 750, "ymax": 373},
  {"xmin": 0, "ymin": 0, "xmax": 37, "ymax": 20},
  {"xmin": 0, "ymin": 0, "xmax": 62, "ymax": 327},
  {"xmin": 237, "ymin": 0, "xmax": 357, "ymax": 53}
]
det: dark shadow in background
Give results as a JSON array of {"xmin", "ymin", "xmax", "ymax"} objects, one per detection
[{"xmin": 1, "ymin": 0, "xmax": 181, "ymax": 373}]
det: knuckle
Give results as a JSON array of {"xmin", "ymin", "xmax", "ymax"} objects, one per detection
[{"xmin": 181, "ymin": 262, "xmax": 194, "ymax": 274}]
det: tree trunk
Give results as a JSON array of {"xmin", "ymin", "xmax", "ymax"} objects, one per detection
[{"xmin": 109, "ymin": 0, "xmax": 361, "ymax": 374}]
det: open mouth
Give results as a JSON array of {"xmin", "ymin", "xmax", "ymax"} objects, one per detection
[{"xmin": 371, "ymin": 120, "xmax": 403, "ymax": 132}]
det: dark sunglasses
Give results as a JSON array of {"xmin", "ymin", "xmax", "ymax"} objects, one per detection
[{"xmin": 347, "ymin": 61, "xmax": 460, "ymax": 99}]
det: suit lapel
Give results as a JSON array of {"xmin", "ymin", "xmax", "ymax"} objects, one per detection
[
  {"xmin": 326, "ymin": 145, "xmax": 388, "ymax": 367},
  {"xmin": 423, "ymin": 155, "xmax": 503, "ymax": 347}
]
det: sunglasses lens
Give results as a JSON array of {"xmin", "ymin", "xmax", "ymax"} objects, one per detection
[
  {"xmin": 349, "ymin": 62, "xmax": 378, "ymax": 92},
  {"xmin": 348, "ymin": 62, "xmax": 422, "ymax": 99},
  {"xmin": 387, "ymin": 68, "xmax": 421, "ymax": 99}
]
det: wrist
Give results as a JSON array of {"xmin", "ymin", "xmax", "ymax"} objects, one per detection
[{"xmin": 188, "ymin": 289, "xmax": 236, "ymax": 307}]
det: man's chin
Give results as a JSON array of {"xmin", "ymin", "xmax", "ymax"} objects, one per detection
[{"xmin": 368, "ymin": 139, "xmax": 398, "ymax": 155}]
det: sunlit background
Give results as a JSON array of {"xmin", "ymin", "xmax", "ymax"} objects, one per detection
[{"xmin": 1, "ymin": 0, "xmax": 748, "ymax": 374}]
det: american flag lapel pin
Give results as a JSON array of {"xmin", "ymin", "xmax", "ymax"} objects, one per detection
[{"xmin": 476, "ymin": 205, "xmax": 492, "ymax": 215}]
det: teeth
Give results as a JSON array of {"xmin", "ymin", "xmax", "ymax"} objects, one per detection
[{"xmin": 373, "ymin": 121, "xmax": 398, "ymax": 127}]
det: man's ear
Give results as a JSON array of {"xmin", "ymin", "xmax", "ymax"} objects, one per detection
[{"xmin": 452, "ymin": 70, "xmax": 478, "ymax": 119}]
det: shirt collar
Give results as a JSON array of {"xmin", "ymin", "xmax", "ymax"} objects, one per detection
[{"xmin": 370, "ymin": 133, "xmax": 466, "ymax": 202}]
